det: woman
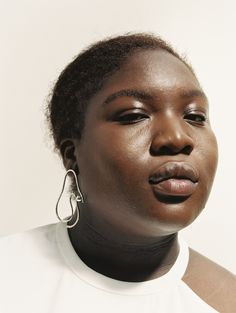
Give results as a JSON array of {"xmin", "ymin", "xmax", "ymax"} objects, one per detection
[{"xmin": 0, "ymin": 33, "xmax": 235, "ymax": 312}]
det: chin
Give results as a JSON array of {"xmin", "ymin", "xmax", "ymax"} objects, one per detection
[{"xmin": 142, "ymin": 198, "xmax": 205, "ymax": 235}]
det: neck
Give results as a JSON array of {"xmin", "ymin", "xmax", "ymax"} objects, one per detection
[{"xmin": 68, "ymin": 216, "xmax": 179, "ymax": 282}]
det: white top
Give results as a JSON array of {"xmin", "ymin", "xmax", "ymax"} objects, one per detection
[{"xmin": 0, "ymin": 223, "xmax": 218, "ymax": 313}]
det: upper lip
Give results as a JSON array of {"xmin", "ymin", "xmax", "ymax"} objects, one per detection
[{"xmin": 149, "ymin": 162, "xmax": 199, "ymax": 184}]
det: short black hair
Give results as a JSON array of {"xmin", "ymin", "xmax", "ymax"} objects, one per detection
[{"xmin": 46, "ymin": 33, "xmax": 194, "ymax": 154}]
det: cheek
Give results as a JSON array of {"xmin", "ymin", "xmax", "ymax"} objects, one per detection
[
  {"xmin": 78, "ymin": 126, "xmax": 150, "ymax": 202},
  {"xmin": 201, "ymin": 131, "xmax": 218, "ymax": 175},
  {"xmin": 92, "ymin": 123, "xmax": 150, "ymax": 168},
  {"xmin": 196, "ymin": 130, "xmax": 218, "ymax": 198},
  {"xmin": 104, "ymin": 127, "xmax": 152, "ymax": 186}
]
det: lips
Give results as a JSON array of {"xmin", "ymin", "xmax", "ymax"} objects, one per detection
[{"xmin": 149, "ymin": 162, "xmax": 199, "ymax": 197}]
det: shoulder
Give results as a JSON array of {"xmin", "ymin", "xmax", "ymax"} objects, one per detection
[
  {"xmin": 0, "ymin": 223, "xmax": 62, "ymax": 269},
  {"xmin": 0, "ymin": 224, "xmax": 69, "ymax": 310},
  {"xmin": 0, "ymin": 223, "xmax": 57, "ymax": 248},
  {"xmin": 182, "ymin": 248, "xmax": 236, "ymax": 313}
]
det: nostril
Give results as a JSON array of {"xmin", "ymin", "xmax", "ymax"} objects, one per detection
[
  {"xmin": 150, "ymin": 145, "xmax": 175, "ymax": 156},
  {"xmin": 181, "ymin": 145, "xmax": 193, "ymax": 155},
  {"xmin": 150, "ymin": 144, "xmax": 193, "ymax": 156}
]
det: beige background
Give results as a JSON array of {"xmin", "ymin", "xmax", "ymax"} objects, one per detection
[{"xmin": 0, "ymin": 0, "xmax": 235, "ymax": 273}]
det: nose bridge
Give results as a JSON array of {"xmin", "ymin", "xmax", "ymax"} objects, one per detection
[
  {"xmin": 163, "ymin": 110, "xmax": 184, "ymax": 140},
  {"xmin": 151, "ymin": 110, "xmax": 194, "ymax": 154}
]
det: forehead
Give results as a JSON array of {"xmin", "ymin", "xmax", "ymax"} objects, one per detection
[{"xmin": 97, "ymin": 49, "xmax": 201, "ymax": 99}]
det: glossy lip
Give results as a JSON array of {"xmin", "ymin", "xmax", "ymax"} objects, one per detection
[
  {"xmin": 148, "ymin": 162, "xmax": 199, "ymax": 201},
  {"xmin": 149, "ymin": 161, "xmax": 199, "ymax": 185}
]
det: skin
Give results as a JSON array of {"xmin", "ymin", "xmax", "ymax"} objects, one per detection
[{"xmin": 61, "ymin": 50, "xmax": 235, "ymax": 311}]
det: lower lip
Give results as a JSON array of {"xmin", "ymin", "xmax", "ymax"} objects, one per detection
[{"xmin": 152, "ymin": 179, "xmax": 197, "ymax": 197}]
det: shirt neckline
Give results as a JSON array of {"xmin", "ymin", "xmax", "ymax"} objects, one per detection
[{"xmin": 55, "ymin": 222, "xmax": 189, "ymax": 295}]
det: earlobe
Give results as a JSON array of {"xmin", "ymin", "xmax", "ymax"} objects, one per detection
[{"xmin": 60, "ymin": 139, "xmax": 78, "ymax": 171}]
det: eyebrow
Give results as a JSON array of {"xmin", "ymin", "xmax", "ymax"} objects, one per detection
[
  {"xmin": 102, "ymin": 88, "xmax": 208, "ymax": 106},
  {"xmin": 103, "ymin": 89, "xmax": 154, "ymax": 106},
  {"xmin": 179, "ymin": 89, "xmax": 208, "ymax": 101}
]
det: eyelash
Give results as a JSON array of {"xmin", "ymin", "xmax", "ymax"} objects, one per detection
[
  {"xmin": 184, "ymin": 113, "xmax": 207, "ymax": 125},
  {"xmin": 114, "ymin": 111, "xmax": 207, "ymax": 125},
  {"xmin": 115, "ymin": 112, "xmax": 149, "ymax": 124}
]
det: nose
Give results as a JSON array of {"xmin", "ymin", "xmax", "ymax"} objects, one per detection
[{"xmin": 150, "ymin": 116, "xmax": 194, "ymax": 156}]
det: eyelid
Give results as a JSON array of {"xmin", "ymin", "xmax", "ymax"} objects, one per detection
[
  {"xmin": 113, "ymin": 108, "xmax": 149, "ymax": 124},
  {"xmin": 120, "ymin": 107, "xmax": 146, "ymax": 113},
  {"xmin": 184, "ymin": 110, "xmax": 208, "ymax": 125},
  {"xmin": 112, "ymin": 107, "xmax": 148, "ymax": 117},
  {"xmin": 185, "ymin": 105, "xmax": 206, "ymax": 112},
  {"xmin": 185, "ymin": 107, "xmax": 208, "ymax": 116}
]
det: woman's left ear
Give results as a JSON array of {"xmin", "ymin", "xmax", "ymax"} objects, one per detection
[{"xmin": 59, "ymin": 139, "xmax": 78, "ymax": 171}]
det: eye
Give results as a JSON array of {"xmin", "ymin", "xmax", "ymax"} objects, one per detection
[
  {"xmin": 184, "ymin": 112, "xmax": 207, "ymax": 125},
  {"xmin": 114, "ymin": 112, "xmax": 149, "ymax": 124}
]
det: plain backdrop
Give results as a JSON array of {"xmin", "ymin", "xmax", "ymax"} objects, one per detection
[{"xmin": 0, "ymin": 0, "xmax": 235, "ymax": 273}]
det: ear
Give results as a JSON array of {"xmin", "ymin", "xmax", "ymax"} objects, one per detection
[{"xmin": 59, "ymin": 139, "xmax": 78, "ymax": 171}]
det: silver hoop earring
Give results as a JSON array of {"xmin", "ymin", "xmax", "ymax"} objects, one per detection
[{"xmin": 55, "ymin": 169, "xmax": 84, "ymax": 228}]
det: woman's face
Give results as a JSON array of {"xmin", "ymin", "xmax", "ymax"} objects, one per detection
[{"xmin": 72, "ymin": 49, "xmax": 218, "ymax": 238}]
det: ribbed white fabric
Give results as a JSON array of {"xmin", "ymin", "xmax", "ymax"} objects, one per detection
[{"xmin": 0, "ymin": 223, "xmax": 219, "ymax": 313}]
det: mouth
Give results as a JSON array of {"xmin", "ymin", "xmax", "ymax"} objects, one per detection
[{"xmin": 149, "ymin": 162, "xmax": 199, "ymax": 201}]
